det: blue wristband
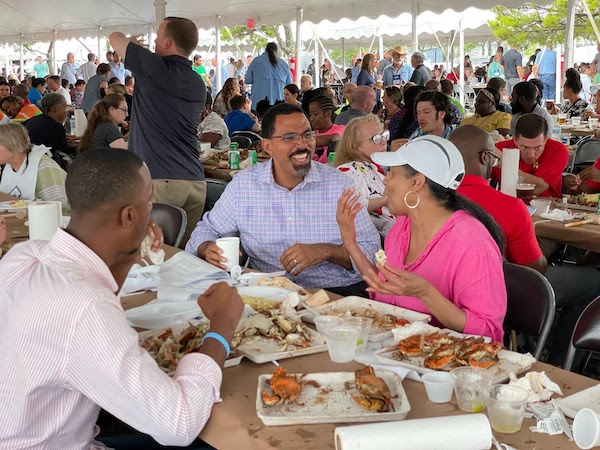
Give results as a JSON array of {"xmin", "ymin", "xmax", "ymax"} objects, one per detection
[{"xmin": 202, "ymin": 332, "xmax": 231, "ymax": 358}]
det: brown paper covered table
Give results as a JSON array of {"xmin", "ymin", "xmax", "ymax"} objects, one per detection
[{"xmin": 534, "ymin": 214, "xmax": 600, "ymax": 253}]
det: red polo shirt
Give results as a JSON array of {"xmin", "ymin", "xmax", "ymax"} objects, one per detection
[
  {"xmin": 457, "ymin": 174, "xmax": 543, "ymax": 266},
  {"xmin": 585, "ymin": 158, "xmax": 600, "ymax": 191},
  {"xmin": 492, "ymin": 138, "xmax": 569, "ymax": 198}
]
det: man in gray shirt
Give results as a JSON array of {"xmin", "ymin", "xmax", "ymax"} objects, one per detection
[
  {"xmin": 509, "ymin": 81, "xmax": 554, "ymax": 135},
  {"xmin": 334, "ymin": 86, "xmax": 376, "ymax": 126},
  {"xmin": 503, "ymin": 46, "xmax": 524, "ymax": 95},
  {"xmin": 409, "ymin": 52, "xmax": 430, "ymax": 86}
]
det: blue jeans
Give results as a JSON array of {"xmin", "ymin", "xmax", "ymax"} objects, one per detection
[{"xmin": 538, "ymin": 74, "xmax": 556, "ymax": 101}]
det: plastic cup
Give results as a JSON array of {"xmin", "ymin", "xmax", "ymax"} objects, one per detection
[
  {"xmin": 324, "ymin": 325, "xmax": 359, "ymax": 363},
  {"xmin": 314, "ymin": 315, "xmax": 339, "ymax": 334},
  {"xmin": 574, "ymin": 408, "xmax": 600, "ymax": 449},
  {"xmin": 485, "ymin": 384, "xmax": 529, "ymax": 434},
  {"xmin": 589, "ymin": 118, "xmax": 599, "ymax": 129},
  {"xmin": 516, "ymin": 183, "xmax": 536, "ymax": 205},
  {"xmin": 338, "ymin": 317, "xmax": 372, "ymax": 352},
  {"xmin": 572, "ymin": 116, "xmax": 582, "ymax": 126},
  {"xmin": 422, "ymin": 372, "xmax": 455, "ymax": 403},
  {"xmin": 450, "ymin": 367, "xmax": 494, "ymax": 412},
  {"xmin": 530, "ymin": 199, "xmax": 551, "ymax": 215},
  {"xmin": 558, "ymin": 113, "xmax": 567, "ymax": 124},
  {"xmin": 215, "ymin": 237, "xmax": 240, "ymax": 271}
]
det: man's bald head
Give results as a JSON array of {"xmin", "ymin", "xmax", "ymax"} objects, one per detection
[
  {"xmin": 449, "ymin": 125, "xmax": 496, "ymax": 179},
  {"xmin": 350, "ymin": 86, "xmax": 376, "ymax": 112}
]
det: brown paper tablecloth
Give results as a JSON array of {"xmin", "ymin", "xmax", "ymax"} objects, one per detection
[{"xmin": 534, "ymin": 214, "xmax": 600, "ymax": 253}]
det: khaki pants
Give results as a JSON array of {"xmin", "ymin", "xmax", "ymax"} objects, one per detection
[{"xmin": 152, "ymin": 179, "xmax": 207, "ymax": 248}]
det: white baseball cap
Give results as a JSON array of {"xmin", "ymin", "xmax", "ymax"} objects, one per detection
[{"xmin": 371, "ymin": 135, "xmax": 465, "ymax": 190}]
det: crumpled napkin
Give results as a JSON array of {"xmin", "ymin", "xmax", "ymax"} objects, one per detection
[
  {"xmin": 391, "ymin": 322, "xmax": 441, "ymax": 342},
  {"xmin": 508, "ymin": 371, "xmax": 563, "ymax": 402},
  {"xmin": 140, "ymin": 235, "xmax": 165, "ymax": 265},
  {"xmin": 540, "ymin": 209, "xmax": 574, "ymax": 222}
]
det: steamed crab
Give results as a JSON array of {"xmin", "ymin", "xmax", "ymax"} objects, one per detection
[
  {"xmin": 351, "ymin": 366, "xmax": 395, "ymax": 412},
  {"xmin": 261, "ymin": 366, "xmax": 320, "ymax": 407}
]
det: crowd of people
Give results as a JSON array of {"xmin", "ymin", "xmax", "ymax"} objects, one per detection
[{"xmin": 3, "ymin": 18, "xmax": 600, "ymax": 448}]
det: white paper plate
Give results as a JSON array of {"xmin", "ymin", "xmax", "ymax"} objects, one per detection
[
  {"xmin": 374, "ymin": 347, "xmax": 535, "ymax": 384},
  {"xmin": 256, "ymin": 369, "xmax": 410, "ymax": 426},
  {"xmin": 0, "ymin": 200, "xmax": 30, "ymax": 211},
  {"xmin": 557, "ymin": 384, "xmax": 600, "ymax": 419},
  {"xmin": 302, "ymin": 296, "xmax": 431, "ymax": 342},
  {"xmin": 126, "ymin": 301, "xmax": 203, "ymax": 329},
  {"xmin": 238, "ymin": 327, "xmax": 327, "ymax": 364},
  {"xmin": 236, "ymin": 285, "xmax": 294, "ymax": 302}
]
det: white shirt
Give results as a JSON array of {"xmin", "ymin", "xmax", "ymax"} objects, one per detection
[
  {"xmin": 55, "ymin": 86, "xmax": 72, "ymax": 105},
  {"xmin": 0, "ymin": 229, "xmax": 223, "ymax": 449},
  {"xmin": 581, "ymin": 73, "xmax": 592, "ymax": 101},
  {"xmin": 226, "ymin": 63, "xmax": 236, "ymax": 78},
  {"xmin": 78, "ymin": 61, "xmax": 98, "ymax": 83},
  {"xmin": 198, "ymin": 111, "xmax": 231, "ymax": 150}
]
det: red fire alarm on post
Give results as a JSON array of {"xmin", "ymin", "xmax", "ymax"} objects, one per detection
[{"xmin": 247, "ymin": 18, "xmax": 255, "ymax": 29}]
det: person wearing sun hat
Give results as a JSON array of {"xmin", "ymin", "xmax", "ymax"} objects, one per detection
[
  {"xmin": 336, "ymin": 135, "xmax": 507, "ymax": 342},
  {"xmin": 382, "ymin": 47, "xmax": 414, "ymax": 88}
]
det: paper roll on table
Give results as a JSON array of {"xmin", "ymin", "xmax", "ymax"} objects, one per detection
[
  {"xmin": 28, "ymin": 201, "xmax": 62, "ymax": 240},
  {"xmin": 500, "ymin": 148, "xmax": 520, "ymax": 198},
  {"xmin": 335, "ymin": 414, "xmax": 492, "ymax": 450}
]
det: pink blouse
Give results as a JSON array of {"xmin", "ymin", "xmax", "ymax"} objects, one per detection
[{"xmin": 314, "ymin": 124, "xmax": 345, "ymax": 164}]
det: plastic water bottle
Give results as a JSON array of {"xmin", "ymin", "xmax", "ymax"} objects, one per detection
[
  {"xmin": 69, "ymin": 117, "xmax": 76, "ymax": 135},
  {"xmin": 551, "ymin": 123, "xmax": 561, "ymax": 141}
]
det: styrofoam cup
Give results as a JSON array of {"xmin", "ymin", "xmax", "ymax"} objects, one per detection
[
  {"xmin": 572, "ymin": 116, "xmax": 582, "ymax": 126},
  {"xmin": 422, "ymin": 372, "xmax": 455, "ymax": 403},
  {"xmin": 574, "ymin": 408, "xmax": 600, "ymax": 449},
  {"xmin": 215, "ymin": 237, "xmax": 240, "ymax": 271}
]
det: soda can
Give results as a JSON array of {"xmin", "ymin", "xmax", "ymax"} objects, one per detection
[
  {"xmin": 328, "ymin": 152, "xmax": 336, "ymax": 165},
  {"xmin": 228, "ymin": 150, "xmax": 240, "ymax": 169},
  {"xmin": 248, "ymin": 149, "xmax": 257, "ymax": 165},
  {"xmin": 229, "ymin": 142, "xmax": 239, "ymax": 151}
]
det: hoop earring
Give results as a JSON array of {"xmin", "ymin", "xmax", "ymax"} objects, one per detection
[{"xmin": 403, "ymin": 190, "xmax": 420, "ymax": 209}]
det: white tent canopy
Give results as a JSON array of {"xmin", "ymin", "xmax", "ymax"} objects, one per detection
[{"xmin": 0, "ymin": 0, "xmax": 523, "ymax": 44}]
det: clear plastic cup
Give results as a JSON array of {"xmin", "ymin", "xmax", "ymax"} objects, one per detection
[
  {"xmin": 572, "ymin": 116, "xmax": 582, "ymax": 126},
  {"xmin": 485, "ymin": 384, "xmax": 529, "ymax": 434},
  {"xmin": 589, "ymin": 118, "xmax": 599, "ymax": 129},
  {"xmin": 530, "ymin": 199, "xmax": 551, "ymax": 215},
  {"xmin": 558, "ymin": 113, "xmax": 568, "ymax": 124},
  {"xmin": 574, "ymin": 408, "xmax": 600, "ymax": 449},
  {"xmin": 323, "ymin": 325, "xmax": 359, "ymax": 363},
  {"xmin": 422, "ymin": 371, "xmax": 455, "ymax": 403},
  {"xmin": 450, "ymin": 367, "xmax": 494, "ymax": 412},
  {"xmin": 314, "ymin": 315, "xmax": 339, "ymax": 334},
  {"xmin": 338, "ymin": 317, "xmax": 372, "ymax": 352}
]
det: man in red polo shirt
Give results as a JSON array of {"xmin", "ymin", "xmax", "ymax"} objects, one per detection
[
  {"xmin": 564, "ymin": 157, "xmax": 600, "ymax": 193},
  {"xmin": 451, "ymin": 125, "xmax": 600, "ymax": 368},
  {"xmin": 493, "ymin": 113, "xmax": 568, "ymax": 198}
]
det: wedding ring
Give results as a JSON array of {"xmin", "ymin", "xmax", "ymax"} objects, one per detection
[{"xmin": 293, "ymin": 258, "xmax": 298, "ymax": 265}]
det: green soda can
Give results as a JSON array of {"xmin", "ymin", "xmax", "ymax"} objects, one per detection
[
  {"xmin": 248, "ymin": 149, "xmax": 257, "ymax": 165},
  {"xmin": 228, "ymin": 150, "xmax": 240, "ymax": 169},
  {"xmin": 328, "ymin": 152, "xmax": 336, "ymax": 165}
]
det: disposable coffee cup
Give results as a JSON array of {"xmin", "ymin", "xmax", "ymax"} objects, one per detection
[
  {"xmin": 574, "ymin": 408, "xmax": 600, "ymax": 449},
  {"xmin": 572, "ymin": 117, "xmax": 582, "ymax": 126},
  {"xmin": 422, "ymin": 372, "xmax": 454, "ymax": 403},
  {"xmin": 215, "ymin": 237, "xmax": 240, "ymax": 271}
]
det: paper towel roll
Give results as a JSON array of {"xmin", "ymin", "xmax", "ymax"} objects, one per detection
[
  {"xmin": 500, "ymin": 148, "xmax": 520, "ymax": 198},
  {"xmin": 74, "ymin": 109, "xmax": 87, "ymax": 137},
  {"xmin": 28, "ymin": 201, "xmax": 62, "ymax": 241},
  {"xmin": 335, "ymin": 414, "xmax": 492, "ymax": 450}
]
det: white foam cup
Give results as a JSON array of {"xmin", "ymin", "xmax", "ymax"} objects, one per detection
[
  {"xmin": 574, "ymin": 408, "xmax": 600, "ymax": 449},
  {"xmin": 422, "ymin": 372, "xmax": 455, "ymax": 403},
  {"xmin": 215, "ymin": 237, "xmax": 240, "ymax": 271}
]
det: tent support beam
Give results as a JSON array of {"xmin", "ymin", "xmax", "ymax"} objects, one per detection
[
  {"xmin": 19, "ymin": 35, "xmax": 23, "ymax": 80},
  {"xmin": 411, "ymin": 0, "xmax": 418, "ymax": 52},
  {"xmin": 147, "ymin": 23, "xmax": 153, "ymax": 52},
  {"xmin": 97, "ymin": 27, "xmax": 102, "ymax": 61},
  {"xmin": 295, "ymin": 7, "xmax": 303, "ymax": 85},
  {"xmin": 341, "ymin": 37, "xmax": 345, "ymax": 71},
  {"xmin": 459, "ymin": 20, "xmax": 464, "ymax": 107},
  {"xmin": 565, "ymin": 0, "xmax": 576, "ymax": 71},
  {"xmin": 154, "ymin": 0, "xmax": 166, "ymax": 28},
  {"xmin": 215, "ymin": 15, "xmax": 222, "ymax": 91}
]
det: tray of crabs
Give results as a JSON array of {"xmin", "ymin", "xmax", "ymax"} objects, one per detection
[
  {"xmin": 140, "ymin": 291, "xmax": 327, "ymax": 370},
  {"xmin": 256, "ymin": 365, "xmax": 410, "ymax": 426},
  {"xmin": 373, "ymin": 322, "xmax": 536, "ymax": 384}
]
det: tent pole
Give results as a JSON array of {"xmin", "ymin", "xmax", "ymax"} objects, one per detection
[
  {"xmin": 556, "ymin": 43, "xmax": 562, "ymax": 104},
  {"xmin": 341, "ymin": 37, "xmax": 345, "ymax": 72},
  {"xmin": 378, "ymin": 35, "xmax": 384, "ymax": 61},
  {"xmin": 97, "ymin": 27, "xmax": 102, "ymax": 61},
  {"xmin": 52, "ymin": 31, "xmax": 57, "ymax": 75},
  {"xmin": 154, "ymin": 0, "xmax": 166, "ymax": 27},
  {"xmin": 147, "ymin": 23, "xmax": 153, "ymax": 52},
  {"xmin": 313, "ymin": 38, "xmax": 320, "ymax": 88},
  {"xmin": 215, "ymin": 15, "xmax": 222, "ymax": 91},
  {"xmin": 459, "ymin": 20, "xmax": 464, "ymax": 107},
  {"xmin": 295, "ymin": 7, "xmax": 303, "ymax": 85},
  {"xmin": 19, "ymin": 35, "xmax": 23, "ymax": 80},
  {"xmin": 565, "ymin": 0, "xmax": 576, "ymax": 71},
  {"xmin": 411, "ymin": 0, "xmax": 418, "ymax": 52}
]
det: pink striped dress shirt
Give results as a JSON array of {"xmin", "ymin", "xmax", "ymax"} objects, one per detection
[{"xmin": 0, "ymin": 229, "xmax": 223, "ymax": 449}]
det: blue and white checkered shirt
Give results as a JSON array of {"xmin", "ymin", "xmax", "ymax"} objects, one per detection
[{"xmin": 186, "ymin": 160, "xmax": 380, "ymax": 289}]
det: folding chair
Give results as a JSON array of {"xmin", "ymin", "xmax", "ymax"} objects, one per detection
[
  {"xmin": 203, "ymin": 178, "xmax": 229, "ymax": 215},
  {"xmin": 503, "ymin": 262, "xmax": 556, "ymax": 360},
  {"xmin": 563, "ymin": 295, "xmax": 600, "ymax": 371},
  {"xmin": 569, "ymin": 137, "xmax": 600, "ymax": 174},
  {"xmin": 150, "ymin": 203, "xmax": 187, "ymax": 248}
]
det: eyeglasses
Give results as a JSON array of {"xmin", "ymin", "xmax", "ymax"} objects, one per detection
[
  {"xmin": 270, "ymin": 131, "xmax": 317, "ymax": 144},
  {"xmin": 480, "ymin": 150, "xmax": 499, "ymax": 167},
  {"xmin": 117, "ymin": 107, "xmax": 128, "ymax": 113},
  {"xmin": 364, "ymin": 130, "xmax": 390, "ymax": 145}
]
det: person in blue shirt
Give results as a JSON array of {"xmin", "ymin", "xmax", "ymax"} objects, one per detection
[
  {"xmin": 245, "ymin": 42, "xmax": 292, "ymax": 110},
  {"xmin": 533, "ymin": 44, "xmax": 558, "ymax": 101},
  {"xmin": 224, "ymin": 95, "xmax": 261, "ymax": 136},
  {"xmin": 27, "ymin": 78, "xmax": 46, "ymax": 107},
  {"xmin": 381, "ymin": 49, "xmax": 413, "ymax": 88}
]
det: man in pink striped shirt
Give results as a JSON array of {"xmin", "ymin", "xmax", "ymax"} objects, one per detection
[{"xmin": 0, "ymin": 148, "xmax": 244, "ymax": 449}]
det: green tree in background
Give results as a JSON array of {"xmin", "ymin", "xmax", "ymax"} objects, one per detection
[
  {"xmin": 489, "ymin": 0, "xmax": 600, "ymax": 47},
  {"xmin": 328, "ymin": 49, "xmax": 358, "ymax": 68},
  {"xmin": 221, "ymin": 24, "xmax": 295, "ymax": 57}
]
